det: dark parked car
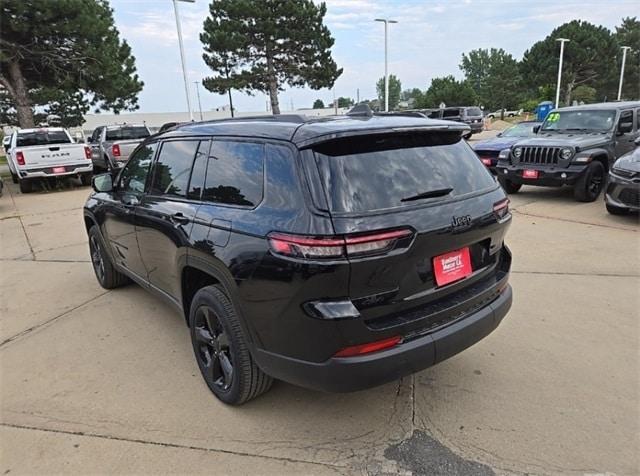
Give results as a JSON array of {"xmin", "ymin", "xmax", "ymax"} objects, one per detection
[
  {"xmin": 605, "ymin": 136, "xmax": 640, "ymax": 215},
  {"xmin": 473, "ymin": 121, "xmax": 541, "ymax": 173},
  {"xmin": 441, "ymin": 106, "xmax": 484, "ymax": 137},
  {"xmin": 84, "ymin": 114, "xmax": 513, "ymax": 405},
  {"xmin": 496, "ymin": 102, "xmax": 640, "ymax": 202}
]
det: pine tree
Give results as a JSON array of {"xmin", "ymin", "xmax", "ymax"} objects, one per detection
[
  {"xmin": 0, "ymin": 0, "xmax": 143, "ymax": 127},
  {"xmin": 201, "ymin": 0, "xmax": 342, "ymax": 115}
]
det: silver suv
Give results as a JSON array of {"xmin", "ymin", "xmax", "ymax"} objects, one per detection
[{"xmin": 88, "ymin": 124, "xmax": 151, "ymax": 172}]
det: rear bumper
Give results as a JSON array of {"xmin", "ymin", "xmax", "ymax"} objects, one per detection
[
  {"xmin": 18, "ymin": 163, "xmax": 93, "ymax": 178},
  {"xmin": 254, "ymin": 284, "xmax": 512, "ymax": 392},
  {"xmin": 495, "ymin": 162, "xmax": 588, "ymax": 186},
  {"xmin": 605, "ymin": 171, "xmax": 640, "ymax": 210}
]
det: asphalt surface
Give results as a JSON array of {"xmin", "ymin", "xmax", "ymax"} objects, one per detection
[{"xmin": 0, "ymin": 141, "xmax": 638, "ymax": 474}]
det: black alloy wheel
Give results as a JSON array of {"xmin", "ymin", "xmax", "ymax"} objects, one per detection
[
  {"xmin": 90, "ymin": 234, "xmax": 105, "ymax": 284},
  {"xmin": 193, "ymin": 305, "xmax": 234, "ymax": 392}
]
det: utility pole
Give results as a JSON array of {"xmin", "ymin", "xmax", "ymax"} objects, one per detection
[
  {"xmin": 357, "ymin": 88, "xmax": 360, "ymax": 104},
  {"xmin": 172, "ymin": 0, "xmax": 195, "ymax": 121},
  {"xmin": 555, "ymin": 38, "xmax": 570, "ymax": 109},
  {"xmin": 375, "ymin": 18, "xmax": 398, "ymax": 112},
  {"xmin": 617, "ymin": 46, "xmax": 632, "ymax": 101},
  {"xmin": 194, "ymin": 81, "xmax": 204, "ymax": 121}
]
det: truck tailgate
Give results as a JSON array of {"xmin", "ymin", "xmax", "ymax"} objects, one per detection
[{"xmin": 19, "ymin": 144, "xmax": 88, "ymax": 167}]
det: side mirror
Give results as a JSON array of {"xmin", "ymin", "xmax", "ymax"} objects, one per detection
[
  {"xmin": 496, "ymin": 132, "xmax": 503, "ymax": 137},
  {"xmin": 87, "ymin": 137, "xmax": 94, "ymax": 144},
  {"xmin": 533, "ymin": 125, "xmax": 541, "ymax": 134},
  {"xmin": 618, "ymin": 121, "xmax": 633, "ymax": 135},
  {"xmin": 92, "ymin": 173, "xmax": 113, "ymax": 193}
]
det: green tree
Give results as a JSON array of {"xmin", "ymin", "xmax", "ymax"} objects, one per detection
[
  {"xmin": 422, "ymin": 76, "xmax": 477, "ymax": 108},
  {"xmin": 521, "ymin": 20, "xmax": 618, "ymax": 106},
  {"xmin": 0, "ymin": 0, "xmax": 143, "ymax": 128},
  {"xmin": 313, "ymin": 99, "xmax": 325, "ymax": 109},
  {"xmin": 616, "ymin": 17, "xmax": 640, "ymax": 100},
  {"xmin": 572, "ymin": 85, "xmax": 597, "ymax": 103},
  {"xmin": 461, "ymin": 48, "xmax": 523, "ymax": 114},
  {"xmin": 201, "ymin": 0, "xmax": 342, "ymax": 115},
  {"xmin": 337, "ymin": 97, "xmax": 353, "ymax": 108},
  {"xmin": 376, "ymin": 74, "xmax": 402, "ymax": 110}
]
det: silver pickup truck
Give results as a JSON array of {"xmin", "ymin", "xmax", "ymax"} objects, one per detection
[{"xmin": 88, "ymin": 124, "xmax": 151, "ymax": 171}]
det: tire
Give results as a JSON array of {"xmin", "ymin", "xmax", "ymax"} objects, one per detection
[
  {"xmin": 11, "ymin": 172, "xmax": 18, "ymax": 184},
  {"xmin": 18, "ymin": 178, "xmax": 32, "ymax": 193},
  {"xmin": 498, "ymin": 177, "xmax": 522, "ymax": 194},
  {"xmin": 508, "ymin": 113, "xmax": 515, "ymax": 118},
  {"xmin": 606, "ymin": 203, "xmax": 629, "ymax": 215},
  {"xmin": 88, "ymin": 225, "xmax": 129, "ymax": 289},
  {"xmin": 80, "ymin": 172, "xmax": 92, "ymax": 186},
  {"xmin": 189, "ymin": 285, "xmax": 273, "ymax": 405},
  {"xmin": 574, "ymin": 161, "xmax": 605, "ymax": 202}
]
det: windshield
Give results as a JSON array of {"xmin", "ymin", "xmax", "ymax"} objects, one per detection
[
  {"xmin": 541, "ymin": 110, "xmax": 616, "ymax": 132},
  {"xmin": 442, "ymin": 109, "xmax": 461, "ymax": 118},
  {"xmin": 313, "ymin": 133, "xmax": 495, "ymax": 214},
  {"xmin": 16, "ymin": 130, "xmax": 71, "ymax": 147},
  {"xmin": 106, "ymin": 126, "xmax": 150, "ymax": 141},
  {"xmin": 466, "ymin": 107, "xmax": 483, "ymax": 117},
  {"xmin": 501, "ymin": 123, "xmax": 538, "ymax": 138}
]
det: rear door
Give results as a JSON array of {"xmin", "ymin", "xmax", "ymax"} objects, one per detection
[
  {"xmin": 311, "ymin": 132, "xmax": 510, "ymax": 328},
  {"xmin": 136, "ymin": 139, "xmax": 207, "ymax": 299}
]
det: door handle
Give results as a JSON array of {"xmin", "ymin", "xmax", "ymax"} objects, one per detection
[{"xmin": 170, "ymin": 212, "xmax": 190, "ymax": 225}]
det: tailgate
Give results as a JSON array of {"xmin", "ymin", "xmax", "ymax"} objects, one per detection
[{"xmin": 20, "ymin": 144, "xmax": 88, "ymax": 167}]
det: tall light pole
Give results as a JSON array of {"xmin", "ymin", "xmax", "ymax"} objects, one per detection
[
  {"xmin": 375, "ymin": 18, "xmax": 398, "ymax": 112},
  {"xmin": 617, "ymin": 46, "xmax": 632, "ymax": 101},
  {"xmin": 173, "ymin": 0, "xmax": 195, "ymax": 121},
  {"xmin": 194, "ymin": 81, "xmax": 204, "ymax": 120},
  {"xmin": 554, "ymin": 38, "xmax": 570, "ymax": 109}
]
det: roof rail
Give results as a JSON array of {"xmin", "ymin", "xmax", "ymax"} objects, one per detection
[
  {"xmin": 347, "ymin": 104, "xmax": 374, "ymax": 117},
  {"xmin": 193, "ymin": 114, "xmax": 309, "ymax": 126},
  {"xmin": 375, "ymin": 111, "xmax": 427, "ymax": 118}
]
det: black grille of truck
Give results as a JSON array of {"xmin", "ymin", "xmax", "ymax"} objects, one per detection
[{"xmin": 519, "ymin": 147, "xmax": 561, "ymax": 165}]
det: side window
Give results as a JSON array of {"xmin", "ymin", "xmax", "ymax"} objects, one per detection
[
  {"xmin": 203, "ymin": 141, "xmax": 265, "ymax": 207},
  {"xmin": 149, "ymin": 140, "xmax": 200, "ymax": 197},
  {"xmin": 187, "ymin": 141, "xmax": 210, "ymax": 200},
  {"xmin": 619, "ymin": 110, "xmax": 633, "ymax": 129},
  {"xmin": 119, "ymin": 142, "xmax": 157, "ymax": 196}
]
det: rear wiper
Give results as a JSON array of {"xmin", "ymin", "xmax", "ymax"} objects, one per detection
[{"xmin": 401, "ymin": 188, "xmax": 453, "ymax": 202}]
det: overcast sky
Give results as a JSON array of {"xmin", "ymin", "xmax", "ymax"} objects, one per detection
[{"xmin": 110, "ymin": 0, "xmax": 638, "ymax": 114}]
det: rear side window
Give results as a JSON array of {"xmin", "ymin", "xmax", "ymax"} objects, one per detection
[
  {"xmin": 313, "ymin": 133, "xmax": 495, "ymax": 214},
  {"xmin": 466, "ymin": 107, "xmax": 482, "ymax": 116},
  {"xmin": 17, "ymin": 130, "xmax": 70, "ymax": 146},
  {"xmin": 150, "ymin": 140, "xmax": 201, "ymax": 197},
  {"xmin": 202, "ymin": 141, "xmax": 264, "ymax": 207}
]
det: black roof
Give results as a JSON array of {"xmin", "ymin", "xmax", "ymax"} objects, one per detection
[
  {"xmin": 554, "ymin": 101, "xmax": 640, "ymax": 113},
  {"xmin": 158, "ymin": 114, "xmax": 469, "ymax": 148}
]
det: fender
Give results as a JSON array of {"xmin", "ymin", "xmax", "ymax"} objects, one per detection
[
  {"xmin": 183, "ymin": 252, "xmax": 263, "ymax": 348},
  {"xmin": 574, "ymin": 147, "xmax": 614, "ymax": 169}
]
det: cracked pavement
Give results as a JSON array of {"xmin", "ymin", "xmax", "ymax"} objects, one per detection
[{"xmin": 0, "ymin": 173, "xmax": 638, "ymax": 475}]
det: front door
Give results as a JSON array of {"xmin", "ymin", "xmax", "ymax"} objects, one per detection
[
  {"xmin": 136, "ymin": 139, "xmax": 208, "ymax": 300},
  {"xmin": 102, "ymin": 141, "xmax": 157, "ymax": 278},
  {"xmin": 614, "ymin": 109, "xmax": 636, "ymax": 159}
]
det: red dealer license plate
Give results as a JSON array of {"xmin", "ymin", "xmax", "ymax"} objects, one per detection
[
  {"xmin": 523, "ymin": 169, "xmax": 539, "ymax": 179},
  {"xmin": 433, "ymin": 247, "xmax": 472, "ymax": 287},
  {"xmin": 52, "ymin": 166, "xmax": 66, "ymax": 174}
]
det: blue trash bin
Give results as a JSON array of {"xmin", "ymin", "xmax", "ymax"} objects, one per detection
[{"xmin": 536, "ymin": 101, "xmax": 554, "ymax": 122}]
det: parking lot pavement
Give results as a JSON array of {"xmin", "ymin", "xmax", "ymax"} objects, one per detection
[{"xmin": 1, "ymin": 180, "xmax": 638, "ymax": 475}]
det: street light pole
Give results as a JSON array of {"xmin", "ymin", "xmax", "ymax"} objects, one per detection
[
  {"xmin": 173, "ymin": 0, "xmax": 195, "ymax": 121},
  {"xmin": 375, "ymin": 18, "xmax": 397, "ymax": 112},
  {"xmin": 555, "ymin": 38, "xmax": 570, "ymax": 109},
  {"xmin": 194, "ymin": 81, "xmax": 204, "ymax": 121},
  {"xmin": 617, "ymin": 46, "xmax": 632, "ymax": 101}
]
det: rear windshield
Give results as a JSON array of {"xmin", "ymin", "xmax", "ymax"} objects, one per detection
[
  {"xmin": 106, "ymin": 126, "xmax": 150, "ymax": 141},
  {"xmin": 465, "ymin": 107, "xmax": 483, "ymax": 117},
  {"xmin": 442, "ymin": 109, "xmax": 461, "ymax": 118},
  {"xmin": 313, "ymin": 133, "xmax": 496, "ymax": 214},
  {"xmin": 16, "ymin": 130, "xmax": 70, "ymax": 147}
]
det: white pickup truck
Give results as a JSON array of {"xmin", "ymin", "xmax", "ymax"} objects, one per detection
[{"xmin": 6, "ymin": 127, "xmax": 93, "ymax": 193}]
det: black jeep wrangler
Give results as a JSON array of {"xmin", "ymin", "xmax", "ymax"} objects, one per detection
[
  {"xmin": 84, "ymin": 112, "xmax": 513, "ymax": 405},
  {"xmin": 496, "ymin": 102, "xmax": 640, "ymax": 202}
]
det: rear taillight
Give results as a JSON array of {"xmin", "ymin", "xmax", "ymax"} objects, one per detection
[
  {"xmin": 481, "ymin": 158, "xmax": 492, "ymax": 166},
  {"xmin": 112, "ymin": 144, "xmax": 121, "ymax": 157},
  {"xmin": 493, "ymin": 198, "xmax": 510, "ymax": 220},
  {"xmin": 268, "ymin": 228, "xmax": 413, "ymax": 260},
  {"xmin": 16, "ymin": 151, "xmax": 25, "ymax": 165},
  {"xmin": 334, "ymin": 336, "xmax": 402, "ymax": 358},
  {"xmin": 84, "ymin": 146, "xmax": 92, "ymax": 160}
]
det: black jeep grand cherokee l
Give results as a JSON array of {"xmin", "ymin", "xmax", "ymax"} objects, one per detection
[{"xmin": 84, "ymin": 113, "xmax": 513, "ymax": 405}]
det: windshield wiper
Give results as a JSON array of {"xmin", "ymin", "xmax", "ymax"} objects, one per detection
[{"xmin": 401, "ymin": 188, "xmax": 453, "ymax": 202}]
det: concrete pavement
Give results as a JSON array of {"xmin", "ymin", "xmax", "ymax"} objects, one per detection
[{"xmin": 0, "ymin": 176, "xmax": 638, "ymax": 475}]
